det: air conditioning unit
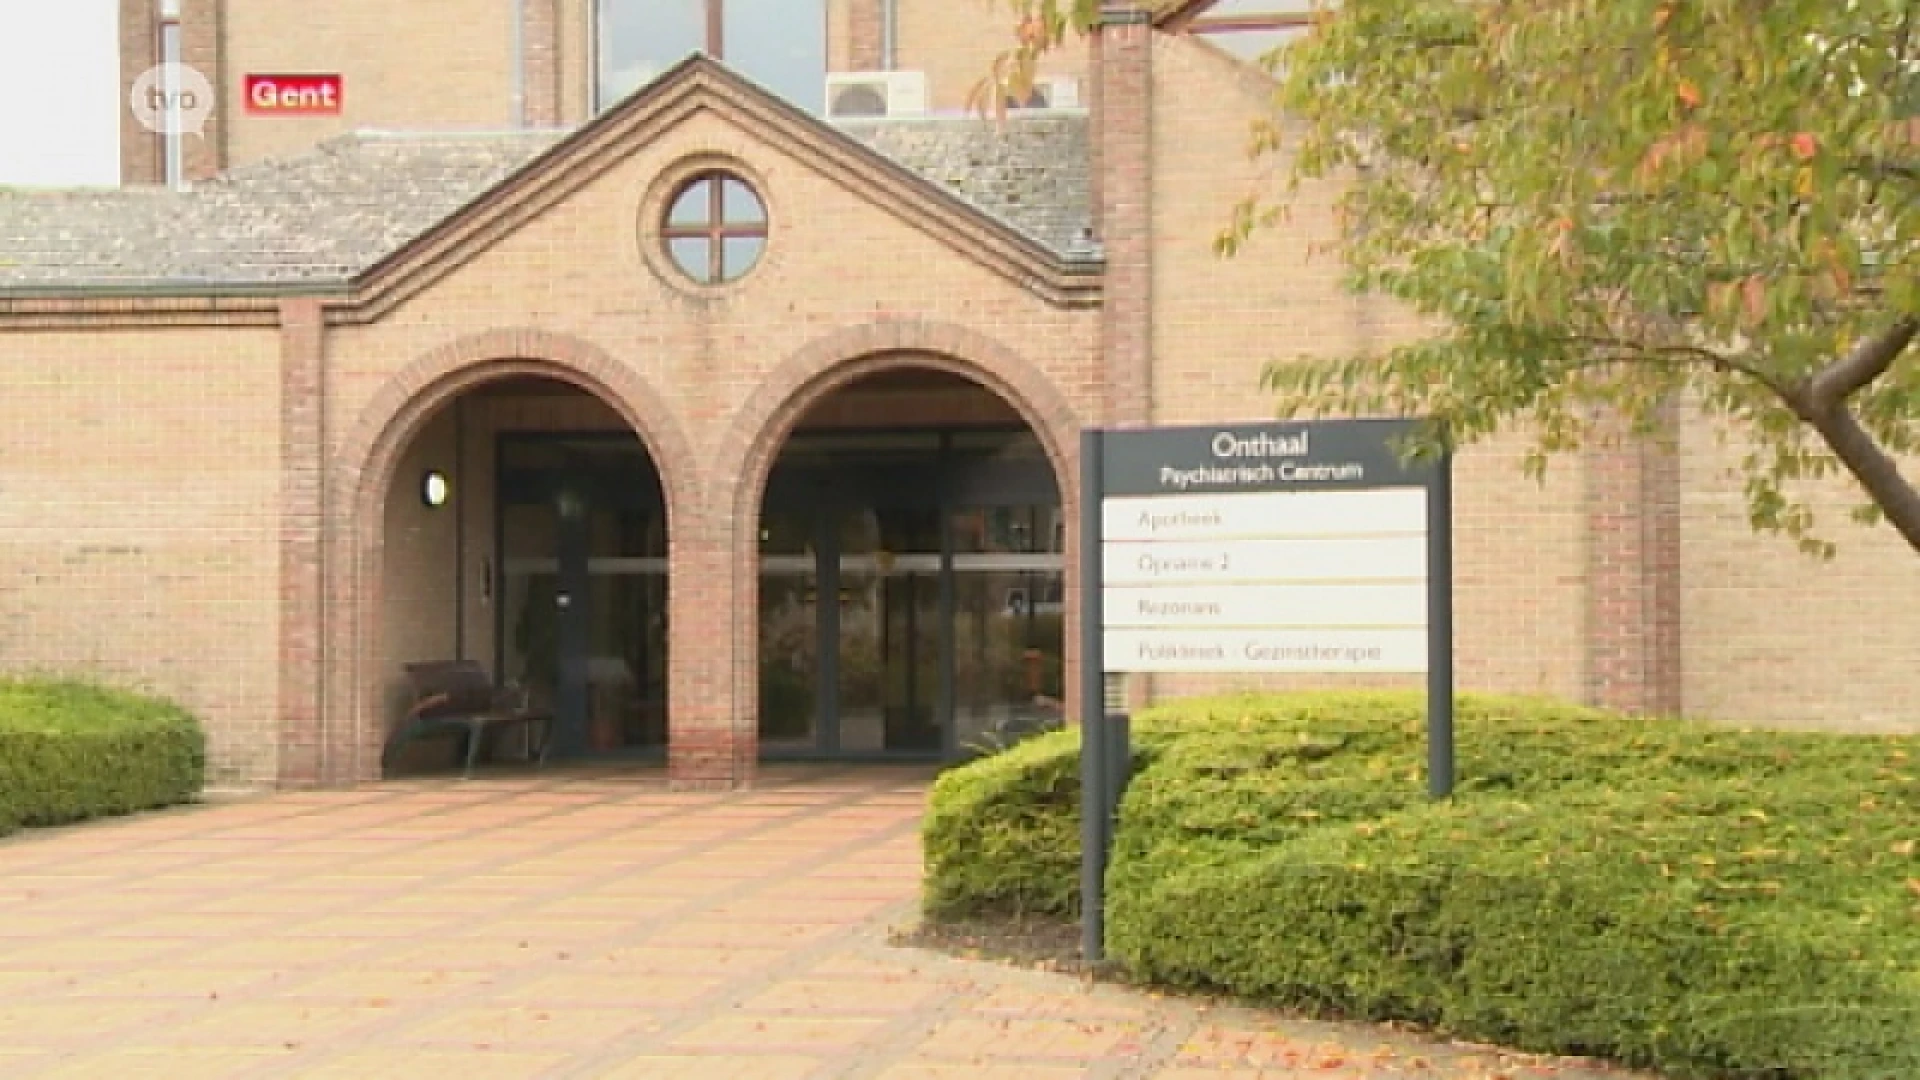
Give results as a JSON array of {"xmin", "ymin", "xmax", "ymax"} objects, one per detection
[
  {"xmin": 1009, "ymin": 74, "xmax": 1083, "ymax": 111},
  {"xmin": 824, "ymin": 71, "xmax": 930, "ymax": 119}
]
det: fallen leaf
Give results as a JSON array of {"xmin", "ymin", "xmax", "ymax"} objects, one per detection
[{"xmin": 1741, "ymin": 276, "xmax": 1767, "ymax": 324}]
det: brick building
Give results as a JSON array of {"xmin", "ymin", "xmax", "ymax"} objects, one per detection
[{"xmin": 1, "ymin": 1, "xmax": 1913, "ymax": 790}]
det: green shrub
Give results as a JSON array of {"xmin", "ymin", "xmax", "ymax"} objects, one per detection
[
  {"xmin": 923, "ymin": 727, "xmax": 1083, "ymax": 918},
  {"xmin": 922, "ymin": 690, "xmax": 1920, "ymax": 1079},
  {"xmin": 0, "ymin": 677, "xmax": 205, "ymax": 834},
  {"xmin": 921, "ymin": 692, "xmax": 1308, "ymax": 918}
]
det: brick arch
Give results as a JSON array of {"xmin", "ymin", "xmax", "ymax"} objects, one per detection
[
  {"xmin": 319, "ymin": 329, "xmax": 701, "ymax": 784},
  {"xmin": 713, "ymin": 318, "xmax": 1086, "ymax": 755},
  {"xmin": 338, "ymin": 329, "xmax": 699, "ymax": 522},
  {"xmin": 718, "ymin": 320, "xmax": 1083, "ymax": 531}
]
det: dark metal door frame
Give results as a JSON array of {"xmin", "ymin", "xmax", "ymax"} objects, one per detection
[{"xmin": 548, "ymin": 484, "xmax": 593, "ymax": 759}]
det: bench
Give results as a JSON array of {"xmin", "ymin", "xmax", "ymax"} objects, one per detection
[{"xmin": 381, "ymin": 660, "xmax": 551, "ymax": 779}]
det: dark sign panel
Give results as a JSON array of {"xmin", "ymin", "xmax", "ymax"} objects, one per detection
[{"xmin": 1099, "ymin": 417, "xmax": 1436, "ymax": 496}]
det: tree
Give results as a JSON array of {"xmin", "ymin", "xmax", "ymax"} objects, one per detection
[{"xmin": 987, "ymin": 0, "xmax": 1919, "ymax": 556}]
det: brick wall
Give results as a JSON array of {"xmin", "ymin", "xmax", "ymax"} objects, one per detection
[
  {"xmin": 0, "ymin": 328, "xmax": 284, "ymax": 787},
  {"xmin": 381, "ymin": 406, "xmax": 461, "ymax": 701},
  {"xmin": 222, "ymin": 0, "xmax": 515, "ymax": 167},
  {"xmin": 893, "ymin": 0, "xmax": 1090, "ymax": 113},
  {"xmin": 1678, "ymin": 411, "xmax": 1920, "ymax": 733},
  {"xmin": 1144, "ymin": 33, "xmax": 1590, "ymax": 704}
]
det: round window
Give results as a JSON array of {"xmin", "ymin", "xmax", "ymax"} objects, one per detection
[{"xmin": 661, "ymin": 170, "xmax": 768, "ymax": 286}]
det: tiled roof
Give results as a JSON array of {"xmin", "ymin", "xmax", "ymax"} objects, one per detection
[
  {"xmin": 0, "ymin": 111, "xmax": 1091, "ymax": 295},
  {"xmin": 0, "ymin": 133, "xmax": 563, "ymax": 290},
  {"xmin": 840, "ymin": 113, "xmax": 1092, "ymax": 257}
]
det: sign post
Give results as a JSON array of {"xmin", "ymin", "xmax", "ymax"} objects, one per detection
[
  {"xmin": 1078, "ymin": 418, "xmax": 1453, "ymax": 964},
  {"xmin": 1077, "ymin": 429, "xmax": 1110, "ymax": 964}
]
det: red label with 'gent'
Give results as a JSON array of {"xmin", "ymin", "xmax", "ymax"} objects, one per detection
[{"xmin": 244, "ymin": 74, "xmax": 343, "ymax": 115}]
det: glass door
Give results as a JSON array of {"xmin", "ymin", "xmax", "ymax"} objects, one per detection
[
  {"xmin": 950, "ymin": 504, "xmax": 1067, "ymax": 750},
  {"xmin": 755, "ymin": 429, "xmax": 1062, "ymax": 760},
  {"xmin": 758, "ymin": 506, "xmax": 820, "ymax": 752},
  {"xmin": 836, "ymin": 503, "xmax": 943, "ymax": 753},
  {"xmin": 499, "ymin": 441, "xmax": 667, "ymax": 760}
]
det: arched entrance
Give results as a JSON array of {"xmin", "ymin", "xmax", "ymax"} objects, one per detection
[
  {"xmin": 754, "ymin": 366, "xmax": 1068, "ymax": 759},
  {"xmin": 340, "ymin": 353, "xmax": 692, "ymax": 782}
]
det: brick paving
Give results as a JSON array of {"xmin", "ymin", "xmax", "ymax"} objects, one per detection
[{"xmin": 0, "ymin": 766, "xmax": 1645, "ymax": 1079}]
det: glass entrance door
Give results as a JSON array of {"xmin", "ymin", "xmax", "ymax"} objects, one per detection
[
  {"xmin": 836, "ymin": 503, "xmax": 943, "ymax": 753},
  {"xmin": 757, "ymin": 429, "xmax": 1063, "ymax": 760},
  {"xmin": 499, "ymin": 438, "xmax": 667, "ymax": 760},
  {"xmin": 950, "ymin": 504, "xmax": 1066, "ymax": 747},
  {"xmin": 758, "ymin": 505, "xmax": 819, "ymax": 753}
]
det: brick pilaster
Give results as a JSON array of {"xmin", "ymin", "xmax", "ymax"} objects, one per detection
[
  {"xmin": 119, "ymin": 0, "xmax": 161, "ymax": 184},
  {"xmin": 181, "ymin": 0, "xmax": 225, "ymax": 180},
  {"xmin": 278, "ymin": 298, "xmax": 327, "ymax": 787},
  {"xmin": 522, "ymin": 0, "xmax": 562, "ymax": 126},
  {"xmin": 848, "ymin": 0, "xmax": 886, "ymax": 70},
  {"xmin": 1093, "ymin": 2, "xmax": 1153, "ymax": 428},
  {"xmin": 669, "ymin": 514, "xmax": 756, "ymax": 790},
  {"xmin": 1584, "ymin": 405, "xmax": 1683, "ymax": 715}
]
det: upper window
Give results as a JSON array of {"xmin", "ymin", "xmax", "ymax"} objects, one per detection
[
  {"xmin": 1186, "ymin": 0, "xmax": 1317, "ymax": 66},
  {"xmin": 595, "ymin": 0, "xmax": 827, "ymax": 112}
]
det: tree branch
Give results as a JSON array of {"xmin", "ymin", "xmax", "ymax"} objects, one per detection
[
  {"xmin": 1559, "ymin": 333, "xmax": 1787, "ymax": 393},
  {"xmin": 1768, "ymin": 318, "xmax": 1920, "ymax": 554},
  {"xmin": 1800, "ymin": 401, "xmax": 1920, "ymax": 555},
  {"xmin": 1802, "ymin": 317, "xmax": 1918, "ymax": 409}
]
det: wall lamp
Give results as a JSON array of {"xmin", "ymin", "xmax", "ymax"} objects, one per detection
[{"xmin": 421, "ymin": 469, "xmax": 451, "ymax": 508}]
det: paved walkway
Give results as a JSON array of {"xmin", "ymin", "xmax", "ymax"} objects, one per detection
[{"xmin": 0, "ymin": 766, "xmax": 1642, "ymax": 1079}]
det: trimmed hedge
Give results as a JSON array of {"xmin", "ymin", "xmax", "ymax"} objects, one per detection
[
  {"xmin": 922, "ymin": 691, "xmax": 1920, "ymax": 1079},
  {"xmin": 0, "ymin": 677, "xmax": 206, "ymax": 834},
  {"xmin": 924, "ymin": 728, "xmax": 1084, "ymax": 918}
]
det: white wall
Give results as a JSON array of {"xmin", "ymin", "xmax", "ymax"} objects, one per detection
[{"xmin": 0, "ymin": 1, "xmax": 121, "ymax": 188}]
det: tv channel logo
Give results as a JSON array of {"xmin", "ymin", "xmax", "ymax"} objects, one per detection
[{"xmin": 130, "ymin": 62, "xmax": 214, "ymax": 136}]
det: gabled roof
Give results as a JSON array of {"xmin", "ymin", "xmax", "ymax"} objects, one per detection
[{"xmin": 0, "ymin": 55, "xmax": 1097, "ymax": 307}]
